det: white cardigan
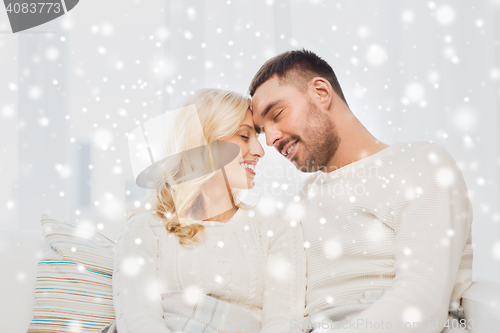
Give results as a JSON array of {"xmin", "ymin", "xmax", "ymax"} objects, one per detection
[{"xmin": 111, "ymin": 207, "xmax": 306, "ymax": 333}]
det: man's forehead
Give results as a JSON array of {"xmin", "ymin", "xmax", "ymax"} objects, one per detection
[{"xmin": 251, "ymin": 77, "xmax": 281, "ymax": 111}]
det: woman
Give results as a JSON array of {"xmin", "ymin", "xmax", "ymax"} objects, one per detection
[{"xmin": 105, "ymin": 89, "xmax": 306, "ymax": 333}]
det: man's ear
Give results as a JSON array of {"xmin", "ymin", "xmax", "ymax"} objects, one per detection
[{"xmin": 310, "ymin": 77, "xmax": 333, "ymax": 111}]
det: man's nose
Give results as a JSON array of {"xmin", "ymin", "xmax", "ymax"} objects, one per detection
[{"xmin": 266, "ymin": 126, "xmax": 282, "ymax": 148}]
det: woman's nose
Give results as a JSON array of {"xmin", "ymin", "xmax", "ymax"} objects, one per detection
[{"xmin": 252, "ymin": 137, "xmax": 265, "ymax": 158}]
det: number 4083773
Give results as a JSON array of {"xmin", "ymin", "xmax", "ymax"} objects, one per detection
[{"xmin": 6, "ymin": 3, "xmax": 61, "ymax": 14}]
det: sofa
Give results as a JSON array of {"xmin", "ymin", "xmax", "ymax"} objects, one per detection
[{"xmin": 2, "ymin": 216, "xmax": 500, "ymax": 333}]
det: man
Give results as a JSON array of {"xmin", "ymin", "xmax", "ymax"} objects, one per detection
[{"xmin": 250, "ymin": 49, "xmax": 473, "ymax": 332}]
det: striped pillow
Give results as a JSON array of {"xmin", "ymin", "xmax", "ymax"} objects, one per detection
[{"xmin": 27, "ymin": 214, "xmax": 116, "ymax": 332}]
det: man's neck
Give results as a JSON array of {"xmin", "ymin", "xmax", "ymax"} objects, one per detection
[{"xmin": 323, "ymin": 111, "xmax": 389, "ymax": 173}]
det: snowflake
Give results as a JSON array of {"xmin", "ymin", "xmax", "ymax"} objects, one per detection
[
  {"xmin": 28, "ymin": 86, "xmax": 42, "ymax": 100},
  {"xmin": 286, "ymin": 201, "xmax": 305, "ymax": 220},
  {"xmin": 45, "ymin": 47, "xmax": 59, "ymax": 61},
  {"xmin": 121, "ymin": 256, "xmax": 145, "ymax": 277},
  {"xmin": 357, "ymin": 26, "xmax": 370, "ymax": 39},
  {"xmin": 93, "ymin": 128, "xmax": 113, "ymax": 150},
  {"xmin": 401, "ymin": 10, "xmax": 415, "ymax": 23},
  {"xmin": 402, "ymin": 307, "xmax": 422, "ymax": 324},
  {"xmin": 366, "ymin": 44, "xmax": 386, "ymax": 66},
  {"xmin": 405, "ymin": 82, "xmax": 425, "ymax": 103},
  {"xmin": 435, "ymin": 167, "xmax": 456, "ymax": 187},
  {"xmin": 267, "ymin": 255, "xmax": 290, "ymax": 281},
  {"xmin": 454, "ymin": 108, "xmax": 477, "ymax": 131},
  {"xmin": 435, "ymin": 5, "xmax": 456, "ymax": 26},
  {"xmin": 323, "ymin": 239, "xmax": 342, "ymax": 259},
  {"xmin": 1, "ymin": 105, "xmax": 14, "ymax": 118},
  {"xmin": 100, "ymin": 23, "xmax": 114, "ymax": 36}
]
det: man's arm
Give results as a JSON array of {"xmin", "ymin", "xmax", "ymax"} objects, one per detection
[{"xmin": 326, "ymin": 145, "xmax": 473, "ymax": 333}]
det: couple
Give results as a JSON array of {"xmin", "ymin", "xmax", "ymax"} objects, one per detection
[{"xmin": 105, "ymin": 49, "xmax": 473, "ymax": 333}]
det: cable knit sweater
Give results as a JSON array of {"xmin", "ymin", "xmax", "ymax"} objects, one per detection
[
  {"xmin": 296, "ymin": 141, "xmax": 473, "ymax": 332},
  {"xmin": 112, "ymin": 207, "xmax": 306, "ymax": 333}
]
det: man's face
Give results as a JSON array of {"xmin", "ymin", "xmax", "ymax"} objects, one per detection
[{"xmin": 251, "ymin": 76, "xmax": 340, "ymax": 172}]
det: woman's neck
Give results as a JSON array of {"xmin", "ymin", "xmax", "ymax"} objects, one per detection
[
  {"xmin": 200, "ymin": 174, "xmax": 239, "ymax": 223},
  {"xmin": 205, "ymin": 205, "xmax": 239, "ymax": 223}
]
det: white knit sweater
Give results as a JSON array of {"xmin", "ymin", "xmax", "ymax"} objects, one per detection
[
  {"xmin": 112, "ymin": 207, "xmax": 306, "ymax": 333},
  {"xmin": 296, "ymin": 141, "xmax": 473, "ymax": 332}
]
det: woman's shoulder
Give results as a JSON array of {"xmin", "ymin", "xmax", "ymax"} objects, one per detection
[
  {"xmin": 249, "ymin": 206, "xmax": 288, "ymax": 225},
  {"xmin": 121, "ymin": 211, "xmax": 168, "ymax": 239},
  {"xmin": 114, "ymin": 212, "xmax": 170, "ymax": 263},
  {"xmin": 244, "ymin": 207, "xmax": 288, "ymax": 237},
  {"xmin": 253, "ymin": 207, "xmax": 302, "ymax": 241},
  {"xmin": 126, "ymin": 211, "xmax": 161, "ymax": 225}
]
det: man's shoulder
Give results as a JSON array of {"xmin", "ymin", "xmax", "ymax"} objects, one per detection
[
  {"xmin": 386, "ymin": 141, "xmax": 459, "ymax": 170},
  {"xmin": 391, "ymin": 140, "xmax": 445, "ymax": 156},
  {"xmin": 295, "ymin": 141, "xmax": 459, "ymax": 196},
  {"xmin": 397, "ymin": 141, "xmax": 459, "ymax": 167},
  {"xmin": 391, "ymin": 141, "xmax": 467, "ymax": 198},
  {"xmin": 403, "ymin": 140, "xmax": 446, "ymax": 151}
]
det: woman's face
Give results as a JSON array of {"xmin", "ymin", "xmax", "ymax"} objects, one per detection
[{"xmin": 219, "ymin": 109, "xmax": 265, "ymax": 189}]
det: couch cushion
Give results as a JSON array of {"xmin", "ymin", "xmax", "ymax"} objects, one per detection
[
  {"xmin": 27, "ymin": 214, "xmax": 116, "ymax": 332},
  {"xmin": 461, "ymin": 281, "xmax": 500, "ymax": 333}
]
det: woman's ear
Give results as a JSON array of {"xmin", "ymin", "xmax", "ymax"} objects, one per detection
[{"xmin": 310, "ymin": 77, "xmax": 333, "ymax": 111}]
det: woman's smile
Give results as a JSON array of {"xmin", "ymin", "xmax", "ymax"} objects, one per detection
[{"xmin": 239, "ymin": 159, "xmax": 257, "ymax": 175}]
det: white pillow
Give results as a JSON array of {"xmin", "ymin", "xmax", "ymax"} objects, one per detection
[
  {"xmin": 27, "ymin": 214, "xmax": 116, "ymax": 332},
  {"xmin": 461, "ymin": 281, "xmax": 500, "ymax": 333}
]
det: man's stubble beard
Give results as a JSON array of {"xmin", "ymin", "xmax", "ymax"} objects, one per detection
[{"xmin": 294, "ymin": 101, "xmax": 340, "ymax": 173}]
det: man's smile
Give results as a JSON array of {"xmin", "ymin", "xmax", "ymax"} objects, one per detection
[{"xmin": 281, "ymin": 139, "xmax": 299, "ymax": 160}]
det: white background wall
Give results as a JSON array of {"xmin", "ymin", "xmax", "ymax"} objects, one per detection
[{"xmin": 1, "ymin": 0, "xmax": 500, "ymax": 330}]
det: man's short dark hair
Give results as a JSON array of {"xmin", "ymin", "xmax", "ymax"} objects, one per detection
[{"xmin": 248, "ymin": 49, "xmax": 348, "ymax": 106}]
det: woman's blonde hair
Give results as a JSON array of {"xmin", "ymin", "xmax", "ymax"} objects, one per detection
[{"xmin": 129, "ymin": 89, "xmax": 251, "ymax": 244}]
